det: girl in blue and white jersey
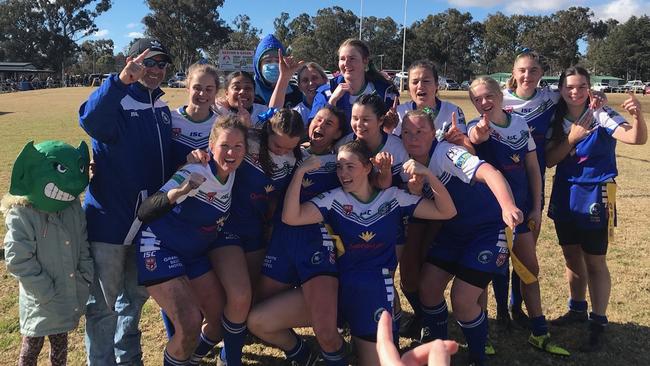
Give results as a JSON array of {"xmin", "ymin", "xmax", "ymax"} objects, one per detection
[
  {"xmin": 545, "ymin": 66, "xmax": 646, "ymax": 351},
  {"xmin": 468, "ymin": 77, "xmax": 569, "ymax": 357},
  {"xmin": 214, "ymin": 71, "xmax": 269, "ymax": 128},
  {"xmin": 401, "ymin": 109, "xmax": 522, "ymax": 366},
  {"xmin": 283, "ymin": 139, "xmax": 456, "ymax": 366}
]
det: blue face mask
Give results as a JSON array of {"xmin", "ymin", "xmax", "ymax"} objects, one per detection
[{"xmin": 262, "ymin": 63, "xmax": 280, "ymax": 84}]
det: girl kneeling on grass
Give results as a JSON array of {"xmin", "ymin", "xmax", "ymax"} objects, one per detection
[
  {"xmin": 282, "ymin": 139, "xmax": 456, "ymax": 366},
  {"xmin": 545, "ymin": 66, "xmax": 647, "ymax": 351}
]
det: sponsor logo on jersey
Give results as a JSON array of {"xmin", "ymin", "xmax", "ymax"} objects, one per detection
[
  {"xmin": 145, "ymin": 257, "xmax": 157, "ymax": 271},
  {"xmin": 301, "ymin": 177, "xmax": 314, "ymax": 188},
  {"xmin": 264, "ymin": 184, "xmax": 275, "ymax": 193},
  {"xmin": 206, "ymin": 192, "xmax": 216, "ymax": 201},
  {"xmin": 171, "ymin": 173, "xmax": 185, "ymax": 184},
  {"xmin": 477, "ymin": 250, "xmax": 493, "ymax": 264},
  {"xmin": 359, "ymin": 231, "xmax": 376, "ymax": 242},
  {"xmin": 496, "ymin": 252, "xmax": 508, "ymax": 267},
  {"xmin": 161, "ymin": 112, "xmax": 171, "ymax": 124},
  {"xmin": 510, "ymin": 154, "xmax": 521, "ymax": 163},
  {"xmin": 454, "ymin": 152, "xmax": 471, "ymax": 169}
]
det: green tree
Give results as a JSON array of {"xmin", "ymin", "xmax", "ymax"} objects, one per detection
[
  {"xmin": 361, "ymin": 16, "xmax": 401, "ymax": 70},
  {"xmin": 274, "ymin": 12, "xmax": 291, "ymax": 46},
  {"xmin": 222, "ymin": 14, "xmax": 262, "ymax": 50},
  {"xmin": 143, "ymin": 0, "xmax": 231, "ymax": 71}
]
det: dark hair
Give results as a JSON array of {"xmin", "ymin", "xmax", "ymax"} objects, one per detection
[
  {"xmin": 225, "ymin": 71, "xmax": 255, "ymax": 89},
  {"xmin": 354, "ymin": 93, "xmax": 387, "ymax": 119},
  {"xmin": 506, "ymin": 50, "xmax": 543, "ymax": 90},
  {"xmin": 550, "ymin": 65, "xmax": 592, "ymax": 142},
  {"xmin": 209, "ymin": 115, "xmax": 248, "ymax": 149},
  {"xmin": 338, "ymin": 139, "xmax": 373, "ymax": 169},
  {"xmin": 338, "ymin": 38, "xmax": 391, "ymax": 84},
  {"xmin": 316, "ymin": 104, "xmax": 347, "ymax": 134},
  {"xmin": 187, "ymin": 63, "xmax": 220, "ymax": 90},
  {"xmin": 297, "ymin": 62, "xmax": 328, "ymax": 82},
  {"xmin": 407, "ymin": 60, "xmax": 439, "ymax": 85},
  {"xmin": 258, "ymin": 108, "xmax": 304, "ymax": 176}
]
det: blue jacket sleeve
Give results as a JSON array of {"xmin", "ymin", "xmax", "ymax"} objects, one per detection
[
  {"xmin": 308, "ymin": 84, "xmax": 333, "ymax": 122},
  {"xmin": 78, "ymin": 74, "xmax": 129, "ymax": 144}
]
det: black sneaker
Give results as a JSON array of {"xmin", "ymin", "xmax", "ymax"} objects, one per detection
[
  {"xmin": 399, "ymin": 313, "xmax": 421, "ymax": 339},
  {"xmin": 580, "ymin": 322, "xmax": 605, "ymax": 352},
  {"xmin": 550, "ymin": 310, "xmax": 588, "ymax": 326},
  {"xmin": 509, "ymin": 306, "xmax": 530, "ymax": 329},
  {"xmin": 496, "ymin": 310, "xmax": 512, "ymax": 331}
]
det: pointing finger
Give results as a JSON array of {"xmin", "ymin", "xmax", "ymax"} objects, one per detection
[{"xmin": 133, "ymin": 48, "xmax": 151, "ymax": 64}]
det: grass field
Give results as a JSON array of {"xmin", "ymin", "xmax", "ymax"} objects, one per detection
[{"xmin": 0, "ymin": 87, "xmax": 649, "ymax": 365}]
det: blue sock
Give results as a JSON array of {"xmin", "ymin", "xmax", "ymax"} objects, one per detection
[
  {"xmin": 458, "ymin": 311, "xmax": 488, "ymax": 365},
  {"xmin": 393, "ymin": 310, "xmax": 401, "ymax": 344},
  {"xmin": 161, "ymin": 309, "xmax": 175, "ymax": 339},
  {"xmin": 569, "ymin": 299, "xmax": 588, "ymax": 313},
  {"xmin": 164, "ymin": 348, "xmax": 189, "ymax": 366},
  {"xmin": 492, "ymin": 269, "xmax": 510, "ymax": 315},
  {"xmin": 420, "ymin": 301, "xmax": 448, "ymax": 341},
  {"xmin": 222, "ymin": 316, "xmax": 247, "ymax": 366},
  {"xmin": 285, "ymin": 331, "xmax": 312, "ymax": 364},
  {"xmin": 510, "ymin": 270, "xmax": 523, "ymax": 310},
  {"xmin": 403, "ymin": 290, "xmax": 421, "ymax": 318},
  {"xmin": 189, "ymin": 331, "xmax": 218, "ymax": 365},
  {"xmin": 530, "ymin": 315, "xmax": 548, "ymax": 336},
  {"xmin": 589, "ymin": 312, "xmax": 608, "ymax": 326},
  {"xmin": 321, "ymin": 342, "xmax": 348, "ymax": 366}
]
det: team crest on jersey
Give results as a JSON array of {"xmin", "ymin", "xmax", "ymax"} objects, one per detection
[
  {"xmin": 161, "ymin": 112, "xmax": 171, "ymax": 124},
  {"xmin": 378, "ymin": 202, "xmax": 391, "ymax": 215},
  {"xmin": 454, "ymin": 152, "xmax": 471, "ymax": 169},
  {"xmin": 206, "ymin": 192, "xmax": 216, "ymax": 202},
  {"xmin": 359, "ymin": 231, "xmax": 376, "ymax": 242},
  {"xmin": 343, "ymin": 204, "xmax": 353, "ymax": 215},
  {"xmin": 302, "ymin": 178, "xmax": 314, "ymax": 188},
  {"xmin": 172, "ymin": 128, "xmax": 181, "ymax": 138},
  {"xmin": 504, "ymin": 106, "xmax": 513, "ymax": 113},
  {"xmin": 510, "ymin": 154, "xmax": 521, "ymax": 163},
  {"xmin": 477, "ymin": 250, "xmax": 493, "ymax": 264},
  {"xmin": 264, "ymin": 184, "xmax": 275, "ymax": 193},
  {"xmin": 145, "ymin": 257, "xmax": 157, "ymax": 271},
  {"xmin": 589, "ymin": 203, "xmax": 601, "ymax": 221}
]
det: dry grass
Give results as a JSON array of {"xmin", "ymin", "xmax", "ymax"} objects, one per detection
[{"xmin": 0, "ymin": 88, "xmax": 649, "ymax": 365}]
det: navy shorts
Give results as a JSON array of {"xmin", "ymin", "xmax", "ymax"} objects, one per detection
[
  {"xmin": 212, "ymin": 214, "xmax": 267, "ymax": 253},
  {"xmin": 339, "ymin": 268, "xmax": 395, "ymax": 341},
  {"xmin": 263, "ymin": 222, "xmax": 337, "ymax": 285},
  {"xmin": 136, "ymin": 226, "xmax": 212, "ymax": 286},
  {"xmin": 554, "ymin": 220, "xmax": 609, "ymax": 255}
]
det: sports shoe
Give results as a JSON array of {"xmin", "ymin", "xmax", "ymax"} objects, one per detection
[
  {"xmin": 496, "ymin": 310, "xmax": 512, "ymax": 331},
  {"xmin": 485, "ymin": 337, "xmax": 496, "ymax": 356},
  {"xmin": 528, "ymin": 333, "xmax": 570, "ymax": 356},
  {"xmin": 550, "ymin": 310, "xmax": 588, "ymax": 326},
  {"xmin": 290, "ymin": 349, "xmax": 320, "ymax": 366},
  {"xmin": 580, "ymin": 322, "xmax": 605, "ymax": 352},
  {"xmin": 509, "ymin": 306, "xmax": 529, "ymax": 330}
]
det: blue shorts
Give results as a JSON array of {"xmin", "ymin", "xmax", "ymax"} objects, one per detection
[
  {"xmin": 428, "ymin": 224, "xmax": 509, "ymax": 276},
  {"xmin": 549, "ymin": 179, "xmax": 616, "ymax": 230},
  {"xmin": 339, "ymin": 269, "xmax": 394, "ymax": 340},
  {"xmin": 212, "ymin": 214, "xmax": 267, "ymax": 252},
  {"xmin": 263, "ymin": 222, "xmax": 337, "ymax": 285},
  {"xmin": 136, "ymin": 226, "xmax": 212, "ymax": 286}
]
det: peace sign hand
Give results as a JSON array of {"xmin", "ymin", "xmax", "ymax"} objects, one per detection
[
  {"xmin": 119, "ymin": 49, "xmax": 150, "ymax": 85},
  {"xmin": 277, "ymin": 49, "xmax": 304, "ymax": 78},
  {"xmin": 236, "ymin": 100, "xmax": 252, "ymax": 127}
]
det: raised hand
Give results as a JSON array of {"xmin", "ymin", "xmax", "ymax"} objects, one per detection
[
  {"xmin": 179, "ymin": 172, "xmax": 206, "ymax": 195},
  {"xmin": 444, "ymin": 112, "xmax": 465, "ymax": 145},
  {"xmin": 329, "ymin": 83, "xmax": 351, "ymax": 105},
  {"xmin": 402, "ymin": 158, "xmax": 428, "ymax": 177},
  {"xmin": 277, "ymin": 48, "xmax": 304, "ymax": 78},
  {"xmin": 567, "ymin": 109, "xmax": 595, "ymax": 145},
  {"xmin": 371, "ymin": 151, "xmax": 394, "ymax": 175},
  {"xmin": 473, "ymin": 113, "xmax": 491, "ymax": 141},
  {"xmin": 236, "ymin": 100, "xmax": 252, "ymax": 127},
  {"xmin": 298, "ymin": 156, "xmax": 322, "ymax": 173},
  {"xmin": 186, "ymin": 149, "xmax": 211, "ymax": 165},
  {"xmin": 622, "ymin": 91, "xmax": 642, "ymax": 117},
  {"xmin": 119, "ymin": 49, "xmax": 150, "ymax": 85},
  {"xmin": 383, "ymin": 96, "xmax": 400, "ymax": 131}
]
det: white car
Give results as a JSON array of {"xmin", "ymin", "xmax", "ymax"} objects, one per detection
[{"xmin": 592, "ymin": 83, "xmax": 610, "ymax": 92}]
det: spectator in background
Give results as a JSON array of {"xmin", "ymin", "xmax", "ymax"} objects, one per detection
[{"xmin": 252, "ymin": 34, "xmax": 303, "ymax": 108}]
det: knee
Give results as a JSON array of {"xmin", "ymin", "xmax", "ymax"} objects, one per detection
[
  {"xmin": 312, "ymin": 324, "xmax": 341, "ymax": 352},
  {"xmin": 246, "ymin": 309, "xmax": 267, "ymax": 334},
  {"xmin": 585, "ymin": 260, "xmax": 609, "ymax": 277},
  {"xmin": 226, "ymin": 289, "xmax": 252, "ymax": 315}
]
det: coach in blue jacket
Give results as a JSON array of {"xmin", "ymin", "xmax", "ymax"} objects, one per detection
[{"xmin": 79, "ymin": 38, "xmax": 173, "ymax": 366}]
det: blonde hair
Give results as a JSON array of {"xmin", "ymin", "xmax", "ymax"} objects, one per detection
[
  {"xmin": 208, "ymin": 115, "xmax": 248, "ymax": 148},
  {"xmin": 506, "ymin": 51, "xmax": 542, "ymax": 90},
  {"xmin": 297, "ymin": 62, "xmax": 327, "ymax": 82},
  {"xmin": 186, "ymin": 62, "xmax": 220, "ymax": 89},
  {"xmin": 469, "ymin": 77, "xmax": 502, "ymax": 99}
]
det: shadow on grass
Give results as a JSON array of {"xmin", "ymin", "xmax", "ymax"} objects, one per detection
[{"xmin": 0, "ymin": 112, "xmax": 12, "ymax": 116}]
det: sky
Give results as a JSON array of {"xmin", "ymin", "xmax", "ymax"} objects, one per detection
[{"xmin": 91, "ymin": 0, "xmax": 650, "ymax": 54}]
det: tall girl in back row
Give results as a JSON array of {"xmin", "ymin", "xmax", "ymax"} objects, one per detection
[{"xmin": 546, "ymin": 66, "xmax": 646, "ymax": 351}]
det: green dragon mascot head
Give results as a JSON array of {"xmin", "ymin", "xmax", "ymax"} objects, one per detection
[{"xmin": 9, "ymin": 140, "xmax": 90, "ymax": 212}]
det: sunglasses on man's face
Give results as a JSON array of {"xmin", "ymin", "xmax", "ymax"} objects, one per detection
[{"xmin": 142, "ymin": 58, "xmax": 168, "ymax": 69}]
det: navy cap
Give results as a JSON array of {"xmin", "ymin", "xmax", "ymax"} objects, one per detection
[{"xmin": 128, "ymin": 38, "xmax": 171, "ymax": 62}]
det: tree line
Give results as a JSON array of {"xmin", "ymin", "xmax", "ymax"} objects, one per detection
[{"xmin": 1, "ymin": 1, "xmax": 648, "ymax": 81}]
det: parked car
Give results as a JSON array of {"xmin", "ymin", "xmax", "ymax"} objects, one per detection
[
  {"xmin": 644, "ymin": 83, "xmax": 650, "ymax": 96},
  {"xmin": 167, "ymin": 71, "xmax": 187, "ymax": 88},
  {"xmin": 444, "ymin": 79, "xmax": 461, "ymax": 91},
  {"xmin": 460, "ymin": 80, "xmax": 470, "ymax": 90},
  {"xmin": 393, "ymin": 72, "xmax": 408, "ymax": 91},
  {"xmin": 592, "ymin": 82, "xmax": 611, "ymax": 93},
  {"xmin": 619, "ymin": 80, "xmax": 645, "ymax": 93}
]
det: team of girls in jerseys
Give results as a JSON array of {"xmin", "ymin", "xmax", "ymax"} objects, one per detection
[{"xmin": 50, "ymin": 37, "xmax": 643, "ymax": 366}]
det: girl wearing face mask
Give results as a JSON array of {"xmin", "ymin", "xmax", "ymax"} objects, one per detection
[
  {"xmin": 310, "ymin": 39, "xmax": 398, "ymax": 134},
  {"xmin": 168, "ymin": 63, "xmax": 220, "ymax": 170},
  {"xmin": 282, "ymin": 139, "xmax": 456, "ymax": 366},
  {"xmin": 248, "ymin": 106, "xmax": 349, "ymax": 365},
  {"xmin": 210, "ymin": 109, "xmax": 304, "ymax": 366},
  {"xmin": 134, "ymin": 117, "xmax": 248, "ymax": 365},
  {"xmin": 401, "ymin": 109, "xmax": 522, "ymax": 366},
  {"xmin": 214, "ymin": 71, "xmax": 269, "ymax": 128},
  {"xmin": 468, "ymin": 77, "xmax": 570, "ymax": 357},
  {"xmin": 546, "ymin": 66, "xmax": 646, "ymax": 352},
  {"xmin": 252, "ymin": 34, "xmax": 303, "ymax": 108}
]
